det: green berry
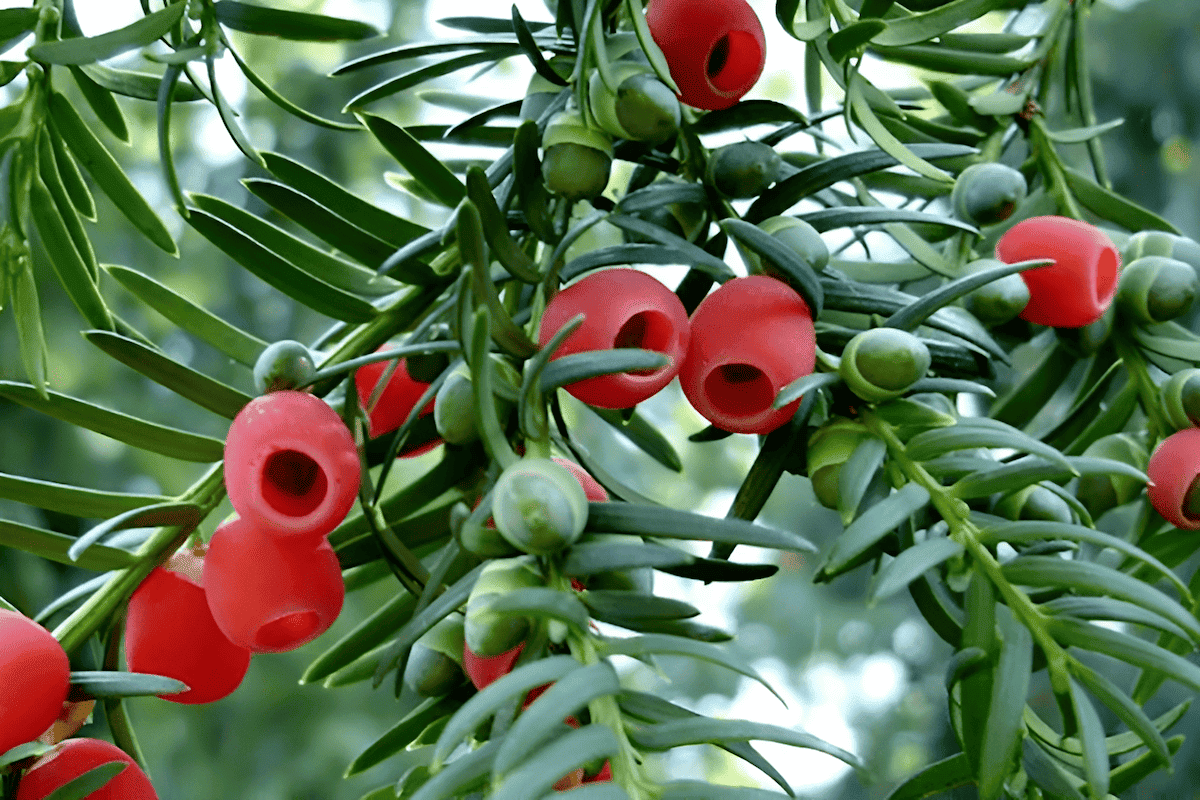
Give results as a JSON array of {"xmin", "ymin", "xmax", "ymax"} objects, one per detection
[
  {"xmin": 839, "ymin": 328, "xmax": 932, "ymax": 404},
  {"xmin": 951, "ymin": 163, "xmax": 1027, "ymax": 226},
  {"xmin": 960, "ymin": 258, "xmax": 1030, "ymax": 327},
  {"xmin": 806, "ymin": 417, "xmax": 874, "ymax": 510},
  {"xmin": 464, "ymin": 556, "xmax": 543, "ymax": 656},
  {"xmin": 706, "ymin": 141, "xmax": 783, "ymax": 199},
  {"xmin": 253, "ymin": 340, "xmax": 316, "ymax": 394},
  {"xmin": 1116, "ymin": 255, "xmax": 1199, "ymax": 325}
]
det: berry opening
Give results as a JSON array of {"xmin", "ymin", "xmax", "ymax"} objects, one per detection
[
  {"xmin": 613, "ymin": 310, "xmax": 674, "ymax": 376},
  {"xmin": 706, "ymin": 30, "xmax": 763, "ymax": 94},
  {"xmin": 1094, "ymin": 248, "xmax": 1119, "ymax": 309},
  {"xmin": 261, "ymin": 450, "xmax": 327, "ymax": 518},
  {"xmin": 255, "ymin": 611, "xmax": 320, "ymax": 651},
  {"xmin": 705, "ymin": 363, "xmax": 773, "ymax": 417}
]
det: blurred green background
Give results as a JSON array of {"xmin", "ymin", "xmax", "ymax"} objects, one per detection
[{"xmin": 0, "ymin": 0, "xmax": 1196, "ymax": 798}]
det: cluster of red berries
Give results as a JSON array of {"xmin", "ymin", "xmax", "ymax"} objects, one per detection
[
  {"xmin": 121, "ymin": 348, "xmax": 441, "ymax": 709},
  {"xmin": 0, "ymin": 611, "xmax": 158, "ymax": 799},
  {"xmin": 540, "ymin": 268, "xmax": 816, "ymax": 435}
]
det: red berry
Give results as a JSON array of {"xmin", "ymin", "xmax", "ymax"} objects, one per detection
[
  {"xmin": 679, "ymin": 276, "xmax": 816, "ymax": 434},
  {"xmin": 354, "ymin": 345, "xmax": 440, "ymax": 455},
  {"xmin": 994, "ymin": 216, "xmax": 1121, "ymax": 328},
  {"xmin": 223, "ymin": 390, "xmax": 361, "ymax": 540},
  {"xmin": 539, "ymin": 269, "xmax": 689, "ymax": 409},
  {"xmin": 1147, "ymin": 428, "xmax": 1200, "ymax": 530},
  {"xmin": 203, "ymin": 517, "xmax": 345, "ymax": 653},
  {"xmin": 552, "ymin": 458, "xmax": 608, "ymax": 502},
  {"xmin": 124, "ymin": 549, "xmax": 252, "ymax": 704},
  {"xmin": 646, "ymin": 0, "xmax": 766, "ymax": 110},
  {"xmin": 462, "ymin": 640, "xmax": 525, "ymax": 690},
  {"xmin": 0, "ymin": 610, "xmax": 70, "ymax": 756},
  {"xmin": 16, "ymin": 738, "xmax": 157, "ymax": 800}
]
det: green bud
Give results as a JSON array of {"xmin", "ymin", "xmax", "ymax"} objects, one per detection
[
  {"xmin": 1116, "ymin": 255, "xmax": 1199, "ymax": 325},
  {"xmin": 1076, "ymin": 433, "xmax": 1148, "ymax": 518},
  {"xmin": 493, "ymin": 458, "xmax": 589, "ymax": 555},
  {"xmin": 464, "ymin": 556, "xmax": 543, "ymax": 656},
  {"xmin": 994, "ymin": 485, "xmax": 1073, "ymax": 524},
  {"xmin": 1161, "ymin": 369, "xmax": 1200, "ymax": 431},
  {"xmin": 706, "ymin": 141, "xmax": 783, "ymax": 199},
  {"xmin": 839, "ymin": 328, "xmax": 932, "ymax": 404},
  {"xmin": 806, "ymin": 417, "xmax": 874, "ymax": 509},
  {"xmin": 951, "ymin": 163, "xmax": 1027, "ymax": 226},
  {"xmin": 756, "ymin": 216, "xmax": 829, "ymax": 274},
  {"xmin": 542, "ymin": 110, "xmax": 613, "ymax": 201},
  {"xmin": 960, "ymin": 258, "xmax": 1030, "ymax": 327},
  {"xmin": 404, "ymin": 613, "xmax": 466, "ymax": 696},
  {"xmin": 253, "ymin": 340, "xmax": 316, "ymax": 394},
  {"xmin": 588, "ymin": 65, "xmax": 680, "ymax": 146}
]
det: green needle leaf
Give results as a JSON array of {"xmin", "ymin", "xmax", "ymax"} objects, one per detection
[{"xmin": 28, "ymin": 3, "xmax": 185, "ymax": 64}]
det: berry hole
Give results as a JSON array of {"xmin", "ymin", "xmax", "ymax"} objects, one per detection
[
  {"xmin": 706, "ymin": 31, "xmax": 763, "ymax": 94},
  {"xmin": 705, "ymin": 363, "xmax": 773, "ymax": 417},
  {"xmin": 613, "ymin": 310, "xmax": 674, "ymax": 376},
  {"xmin": 255, "ymin": 611, "xmax": 320, "ymax": 651},
  {"xmin": 262, "ymin": 449, "xmax": 327, "ymax": 519},
  {"xmin": 1094, "ymin": 247, "xmax": 1119, "ymax": 308}
]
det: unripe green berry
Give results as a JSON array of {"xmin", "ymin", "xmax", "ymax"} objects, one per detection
[
  {"xmin": 492, "ymin": 458, "xmax": 589, "ymax": 555},
  {"xmin": 616, "ymin": 74, "xmax": 681, "ymax": 145},
  {"xmin": 434, "ymin": 369, "xmax": 478, "ymax": 445},
  {"xmin": 756, "ymin": 216, "xmax": 829, "ymax": 273},
  {"xmin": 1161, "ymin": 369, "xmax": 1200, "ymax": 431},
  {"xmin": 960, "ymin": 258, "xmax": 1030, "ymax": 327},
  {"xmin": 1116, "ymin": 255, "xmax": 1199, "ymax": 325},
  {"xmin": 806, "ymin": 417, "xmax": 874, "ymax": 510},
  {"xmin": 464, "ymin": 556, "xmax": 543, "ymax": 656},
  {"xmin": 951, "ymin": 163, "xmax": 1027, "ymax": 226},
  {"xmin": 839, "ymin": 328, "xmax": 932, "ymax": 404},
  {"xmin": 1076, "ymin": 433, "xmax": 1148, "ymax": 518},
  {"xmin": 253, "ymin": 340, "xmax": 316, "ymax": 394},
  {"xmin": 404, "ymin": 613, "xmax": 466, "ymax": 696},
  {"xmin": 994, "ymin": 484, "xmax": 1073, "ymax": 524},
  {"xmin": 588, "ymin": 66, "xmax": 680, "ymax": 146},
  {"xmin": 542, "ymin": 110, "xmax": 613, "ymax": 201},
  {"xmin": 706, "ymin": 141, "xmax": 783, "ymax": 199}
]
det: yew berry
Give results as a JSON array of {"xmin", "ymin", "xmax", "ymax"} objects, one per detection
[
  {"xmin": 646, "ymin": 0, "xmax": 766, "ymax": 111},
  {"xmin": 462, "ymin": 641, "xmax": 525, "ymax": 691},
  {"xmin": 552, "ymin": 457, "xmax": 608, "ymax": 502},
  {"xmin": 584, "ymin": 761, "xmax": 614, "ymax": 783},
  {"xmin": 354, "ymin": 344, "xmax": 438, "ymax": 448},
  {"xmin": 223, "ymin": 390, "xmax": 360, "ymax": 540},
  {"xmin": 679, "ymin": 276, "xmax": 816, "ymax": 434},
  {"xmin": 1162, "ymin": 369, "xmax": 1200, "ymax": 431},
  {"xmin": 960, "ymin": 258, "xmax": 1031, "ymax": 327},
  {"xmin": 1077, "ymin": 433, "xmax": 1148, "ymax": 519},
  {"xmin": 203, "ymin": 517, "xmax": 345, "ymax": 653},
  {"xmin": 541, "ymin": 110, "xmax": 614, "ymax": 202},
  {"xmin": 404, "ymin": 614, "xmax": 465, "ymax": 697},
  {"xmin": 123, "ymin": 548, "xmax": 251, "ymax": 704},
  {"xmin": 15, "ymin": 738, "xmax": 157, "ymax": 800},
  {"xmin": 806, "ymin": 418, "xmax": 874, "ymax": 511},
  {"xmin": 994, "ymin": 216, "xmax": 1120, "ymax": 328},
  {"xmin": 1147, "ymin": 428, "xmax": 1200, "ymax": 530},
  {"xmin": 539, "ymin": 268, "xmax": 689, "ymax": 409},
  {"xmin": 0, "ymin": 610, "xmax": 70, "ymax": 756}
]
